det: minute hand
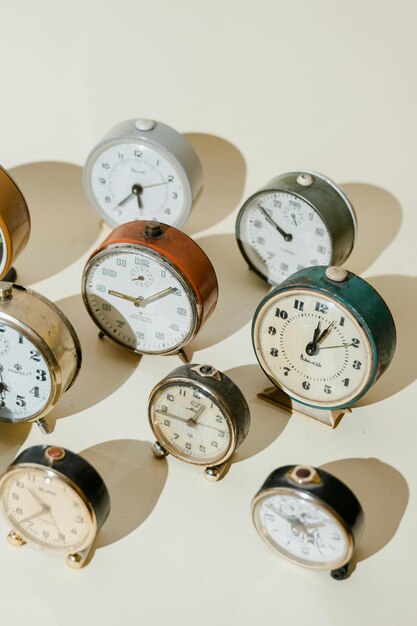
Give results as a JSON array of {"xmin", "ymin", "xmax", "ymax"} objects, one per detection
[
  {"xmin": 258, "ymin": 206, "xmax": 292, "ymax": 242},
  {"xmin": 137, "ymin": 287, "xmax": 177, "ymax": 307}
]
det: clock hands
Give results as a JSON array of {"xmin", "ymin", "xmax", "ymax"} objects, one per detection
[
  {"xmin": 155, "ymin": 409, "xmax": 224, "ymax": 434},
  {"xmin": 305, "ymin": 321, "xmax": 335, "ymax": 356},
  {"xmin": 117, "ymin": 180, "xmax": 173, "ymax": 209},
  {"xmin": 108, "ymin": 286, "xmax": 177, "ymax": 307},
  {"xmin": 257, "ymin": 205, "xmax": 293, "ymax": 242},
  {"xmin": 186, "ymin": 404, "xmax": 205, "ymax": 426}
]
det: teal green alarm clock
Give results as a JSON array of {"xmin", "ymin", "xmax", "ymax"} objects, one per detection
[{"xmin": 252, "ymin": 266, "xmax": 396, "ymax": 422}]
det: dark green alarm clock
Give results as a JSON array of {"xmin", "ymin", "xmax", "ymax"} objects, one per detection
[{"xmin": 252, "ymin": 266, "xmax": 396, "ymax": 426}]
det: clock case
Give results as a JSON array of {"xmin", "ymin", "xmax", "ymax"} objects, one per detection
[
  {"xmin": 252, "ymin": 266, "xmax": 396, "ymax": 426},
  {"xmin": 0, "ymin": 283, "xmax": 82, "ymax": 433},
  {"xmin": 235, "ymin": 171, "xmax": 357, "ymax": 285},
  {"xmin": 83, "ymin": 119, "xmax": 203, "ymax": 229},
  {"xmin": 149, "ymin": 363, "xmax": 250, "ymax": 481},
  {"xmin": 252, "ymin": 464, "xmax": 364, "ymax": 579},
  {"xmin": 0, "ymin": 444, "xmax": 110, "ymax": 568},
  {"xmin": 82, "ymin": 221, "xmax": 218, "ymax": 361},
  {"xmin": 0, "ymin": 165, "xmax": 30, "ymax": 280}
]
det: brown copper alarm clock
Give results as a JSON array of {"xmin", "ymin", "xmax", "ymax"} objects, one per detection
[
  {"xmin": 81, "ymin": 220, "xmax": 218, "ymax": 361},
  {"xmin": 0, "ymin": 165, "xmax": 30, "ymax": 280}
]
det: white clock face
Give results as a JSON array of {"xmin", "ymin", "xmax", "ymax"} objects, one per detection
[
  {"xmin": 150, "ymin": 383, "xmax": 232, "ymax": 465},
  {"xmin": 0, "ymin": 467, "xmax": 93, "ymax": 551},
  {"xmin": 84, "ymin": 247, "xmax": 197, "ymax": 353},
  {"xmin": 253, "ymin": 490, "xmax": 351, "ymax": 568},
  {"xmin": 0, "ymin": 324, "xmax": 52, "ymax": 421},
  {"xmin": 238, "ymin": 191, "xmax": 333, "ymax": 284},
  {"xmin": 88, "ymin": 142, "xmax": 189, "ymax": 227},
  {"xmin": 253, "ymin": 288, "xmax": 373, "ymax": 407}
]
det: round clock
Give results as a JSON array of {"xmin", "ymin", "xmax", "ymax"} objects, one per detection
[
  {"xmin": 148, "ymin": 363, "xmax": 250, "ymax": 481},
  {"xmin": 82, "ymin": 220, "xmax": 218, "ymax": 360},
  {"xmin": 83, "ymin": 118, "xmax": 203, "ymax": 228},
  {"xmin": 252, "ymin": 266, "xmax": 396, "ymax": 414},
  {"xmin": 0, "ymin": 165, "xmax": 31, "ymax": 280},
  {"xmin": 251, "ymin": 464, "xmax": 364, "ymax": 579},
  {"xmin": 0, "ymin": 282, "xmax": 82, "ymax": 433},
  {"xmin": 0, "ymin": 445, "xmax": 110, "ymax": 568},
  {"xmin": 236, "ymin": 171, "xmax": 356, "ymax": 285}
]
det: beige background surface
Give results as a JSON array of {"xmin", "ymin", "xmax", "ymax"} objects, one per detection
[{"xmin": 0, "ymin": 1, "xmax": 415, "ymax": 624}]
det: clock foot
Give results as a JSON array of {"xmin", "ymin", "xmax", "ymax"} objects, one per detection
[
  {"xmin": 178, "ymin": 348, "xmax": 190, "ymax": 364},
  {"xmin": 3, "ymin": 266, "xmax": 17, "ymax": 282},
  {"xmin": 257, "ymin": 386, "xmax": 350, "ymax": 428},
  {"xmin": 330, "ymin": 562, "xmax": 351, "ymax": 580},
  {"xmin": 151, "ymin": 441, "xmax": 168, "ymax": 458},
  {"xmin": 98, "ymin": 331, "xmax": 105, "ymax": 340},
  {"xmin": 7, "ymin": 530, "xmax": 26, "ymax": 547},
  {"xmin": 204, "ymin": 460, "xmax": 230, "ymax": 482},
  {"xmin": 35, "ymin": 418, "xmax": 51, "ymax": 434},
  {"xmin": 67, "ymin": 547, "xmax": 90, "ymax": 569}
]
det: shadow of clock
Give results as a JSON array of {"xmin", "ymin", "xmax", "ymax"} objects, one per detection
[
  {"xmin": 340, "ymin": 183, "xmax": 402, "ymax": 275},
  {"xmin": 182, "ymin": 134, "xmax": 246, "ymax": 235},
  {"xmin": 47, "ymin": 293, "xmax": 138, "ymax": 422},
  {"xmin": 191, "ymin": 234, "xmax": 268, "ymax": 351},
  {"xmin": 355, "ymin": 274, "xmax": 417, "ymax": 406},
  {"xmin": 0, "ymin": 422, "xmax": 31, "ymax": 472},
  {"xmin": 80, "ymin": 439, "xmax": 168, "ymax": 547},
  {"xmin": 9, "ymin": 161, "xmax": 101, "ymax": 284},
  {"xmin": 224, "ymin": 364, "xmax": 290, "ymax": 461},
  {"xmin": 321, "ymin": 458, "xmax": 408, "ymax": 566}
]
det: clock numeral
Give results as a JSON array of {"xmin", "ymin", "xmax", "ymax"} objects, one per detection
[
  {"xmin": 168, "ymin": 175, "xmax": 174, "ymax": 182},
  {"xmin": 352, "ymin": 360, "xmax": 362, "ymax": 370},
  {"xmin": 315, "ymin": 227, "xmax": 324, "ymax": 237},
  {"xmin": 342, "ymin": 378, "xmax": 350, "ymax": 387},
  {"xmin": 29, "ymin": 386, "xmax": 40, "ymax": 398},
  {"xmin": 36, "ymin": 369, "xmax": 47, "ymax": 382},
  {"xmin": 116, "ymin": 258, "xmax": 127, "ymax": 267},
  {"xmin": 302, "ymin": 381, "xmax": 311, "ymax": 390},
  {"xmin": 173, "ymin": 433, "xmax": 179, "ymax": 439},
  {"xmin": 218, "ymin": 431, "xmax": 225, "ymax": 438},
  {"xmin": 310, "ymin": 259, "xmax": 319, "ymax": 265},
  {"xmin": 317, "ymin": 245, "xmax": 326, "ymax": 254},
  {"xmin": 118, "ymin": 152, "xmax": 124, "ymax": 159},
  {"xmin": 18, "ymin": 334, "xmax": 24, "ymax": 344},
  {"xmin": 315, "ymin": 301, "xmax": 329, "ymax": 314},
  {"xmin": 99, "ymin": 177, "xmax": 106, "ymax": 184},
  {"xmin": 155, "ymin": 332, "xmax": 165, "ymax": 340},
  {"xmin": 270, "ymin": 348, "xmax": 279, "ymax": 357},
  {"xmin": 309, "ymin": 212, "xmax": 314, "ymax": 221},
  {"xmin": 177, "ymin": 307, "xmax": 187, "ymax": 316},
  {"xmin": 339, "ymin": 316, "xmax": 345, "ymax": 327},
  {"xmin": 256, "ymin": 236, "xmax": 265, "ymax": 245},
  {"xmin": 254, "ymin": 219, "xmax": 263, "ymax": 228},
  {"xmin": 16, "ymin": 395, "xmax": 26, "ymax": 407},
  {"xmin": 59, "ymin": 533, "xmax": 66, "ymax": 542},
  {"xmin": 351, "ymin": 338, "xmax": 360, "ymax": 348},
  {"xmin": 16, "ymin": 507, "xmax": 23, "ymax": 515},
  {"xmin": 193, "ymin": 391, "xmax": 201, "ymax": 399},
  {"xmin": 101, "ymin": 162, "xmax": 110, "ymax": 169},
  {"xmin": 279, "ymin": 262, "xmax": 289, "ymax": 272},
  {"xmin": 179, "ymin": 389, "xmax": 187, "ymax": 397},
  {"xmin": 273, "ymin": 199, "xmax": 282, "ymax": 208},
  {"xmin": 275, "ymin": 308, "xmax": 288, "ymax": 320},
  {"xmin": 75, "ymin": 515, "xmax": 84, "ymax": 523},
  {"xmin": 167, "ymin": 394, "xmax": 174, "ymax": 402},
  {"xmin": 12, "ymin": 493, "xmax": 19, "ymax": 500},
  {"xmin": 116, "ymin": 320, "xmax": 125, "ymax": 328},
  {"xmin": 199, "ymin": 445, "xmax": 206, "ymax": 452},
  {"xmin": 211, "ymin": 441, "xmax": 218, "ymax": 448},
  {"xmin": 283, "ymin": 367, "xmax": 290, "ymax": 376},
  {"xmin": 30, "ymin": 350, "xmax": 41, "ymax": 362},
  {"xmin": 185, "ymin": 443, "xmax": 192, "ymax": 450},
  {"xmin": 102, "ymin": 268, "xmax": 117, "ymax": 277},
  {"xmin": 164, "ymin": 208, "xmax": 171, "ymax": 215},
  {"xmin": 215, "ymin": 416, "xmax": 223, "ymax": 423},
  {"xmin": 293, "ymin": 299, "xmax": 304, "ymax": 311},
  {"xmin": 102, "ymin": 303, "xmax": 111, "ymax": 311},
  {"xmin": 268, "ymin": 326, "xmax": 277, "ymax": 335},
  {"xmin": 16, "ymin": 481, "xmax": 24, "ymax": 488},
  {"xmin": 134, "ymin": 150, "xmax": 143, "ymax": 158},
  {"xmin": 323, "ymin": 385, "xmax": 332, "ymax": 394},
  {"xmin": 169, "ymin": 323, "xmax": 179, "ymax": 331},
  {"xmin": 96, "ymin": 284, "xmax": 106, "ymax": 293},
  {"xmin": 163, "ymin": 419, "xmax": 170, "ymax": 427},
  {"xmin": 161, "ymin": 269, "xmax": 167, "ymax": 278},
  {"xmin": 172, "ymin": 192, "xmax": 178, "ymax": 199}
]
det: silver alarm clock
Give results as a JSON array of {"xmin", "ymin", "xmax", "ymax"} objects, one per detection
[{"xmin": 83, "ymin": 118, "xmax": 203, "ymax": 229}]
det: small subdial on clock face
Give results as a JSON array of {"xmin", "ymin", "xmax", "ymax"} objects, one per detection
[
  {"xmin": 1, "ymin": 468, "xmax": 92, "ymax": 551},
  {"xmin": 254, "ymin": 289, "xmax": 373, "ymax": 407},
  {"xmin": 255, "ymin": 492, "xmax": 350, "ymax": 567},
  {"xmin": 90, "ymin": 142, "xmax": 186, "ymax": 226},
  {"xmin": 240, "ymin": 191, "xmax": 332, "ymax": 283},
  {"xmin": 84, "ymin": 248, "xmax": 195, "ymax": 353},
  {"xmin": 0, "ymin": 324, "xmax": 52, "ymax": 420},
  {"xmin": 151, "ymin": 383, "xmax": 232, "ymax": 465}
]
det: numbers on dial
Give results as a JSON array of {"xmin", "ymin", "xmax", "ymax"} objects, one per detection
[
  {"xmin": 255, "ymin": 289, "xmax": 373, "ymax": 407},
  {"xmin": 84, "ymin": 248, "xmax": 195, "ymax": 353},
  {"xmin": 1, "ymin": 468, "xmax": 92, "ymax": 550},
  {"xmin": 152, "ymin": 384, "xmax": 232, "ymax": 464},
  {"xmin": 90, "ymin": 142, "xmax": 186, "ymax": 226},
  {"xmin": 255, "ymin": 492, "xmax": 350, "ymax": 567},
  {"xmin": 240, "ymin": 191, "xmax": 333, "ymax": 283},
  {"xmin": 0, "ymin": 327, "xmax": 52, "ymax": 420}
]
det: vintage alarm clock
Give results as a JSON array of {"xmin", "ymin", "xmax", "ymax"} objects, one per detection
[
  {"xmin": 252, "ymin": 266, "xmax": 396, "ymax": 426},
  {"xmin": 236, "ymin": 171, "xmax": 356, "ymax": 285},
  {"xmin": 0, "ymin": 445, "xmax": 110, "ymax": 568},
  {"xmin": 0, "ymin": 165, "xmax": 30, "ymax": 281},
  {"xmin": 251, "ymin": 464, "xmax": 364, "ymax": 579},
  {"xmin": 148, "ymin": 364, "xmax": 250, "ymax": 481},
  {"xmin": 0, "ymin": 282, "xmax": 82, "ymax": 433},
  {"xmin": 83, "ymin": 118, "xmax": 203, "ymax": 228},
  {"xmin": 82, "ymin": 220, "xmax": 218, "ymax": 362}
]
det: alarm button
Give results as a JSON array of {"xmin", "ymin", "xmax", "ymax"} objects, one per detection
[{"xmin": 135, "ymin": 119, "xmax": 156, "ymax": 131}]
